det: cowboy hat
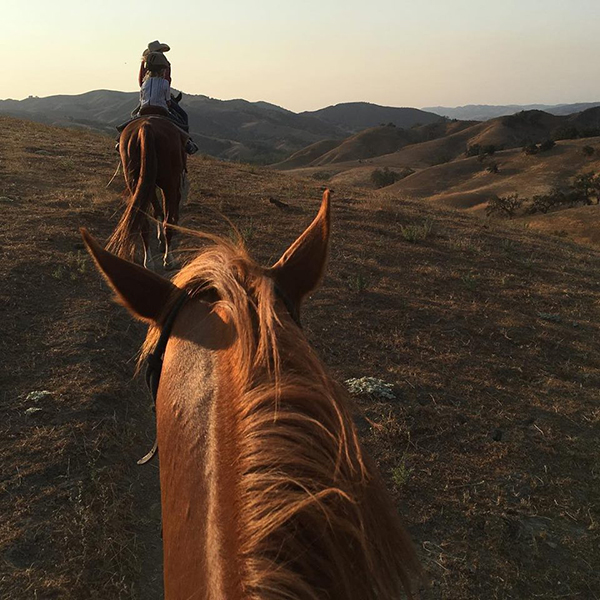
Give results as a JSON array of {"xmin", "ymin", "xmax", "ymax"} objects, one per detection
[
  {"xmin": 145, "ymin": 51, "xmax": 170, "ymax": 70},
  {"xmin": 147, "ymin": 40, "xmax": 170, "ymax": 53}
]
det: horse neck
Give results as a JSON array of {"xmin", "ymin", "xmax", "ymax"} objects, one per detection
[
  {"xmin": 156, "ymin": 303, "xmax": 244, "ymax": 600},
  {"xmin": 156, "ymin": 300, "xmax": 420, "ymax": 599}
]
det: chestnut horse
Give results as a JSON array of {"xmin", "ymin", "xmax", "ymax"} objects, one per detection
[
  {"xmin": 82, "ymin": 190, "xmax": 422, "ymax": 599},
  {"xmin": 108, "ymin": 116, "xmax": 189, "ymax": 270}
]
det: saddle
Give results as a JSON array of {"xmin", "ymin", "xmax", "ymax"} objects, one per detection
[{"xmin": 116, "ymin": 111, "xmax": 188, "ymax": 134}]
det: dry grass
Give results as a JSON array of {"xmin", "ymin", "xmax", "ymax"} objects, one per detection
[{"xmin": 1, "ymin": 116, "xmax": 599, "ymax": 599}]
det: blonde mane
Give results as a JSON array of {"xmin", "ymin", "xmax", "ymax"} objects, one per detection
[{"xmin": 141, "ymin": 235, "xmax": 422, "ymax": 599}]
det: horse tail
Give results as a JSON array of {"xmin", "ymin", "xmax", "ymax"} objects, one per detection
[{"xmin": 107, "ymin": 123, "xmax": 157, "ymax": 261}]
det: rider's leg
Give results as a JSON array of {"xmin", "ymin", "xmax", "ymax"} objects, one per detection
[{"xmin": 169, "ymin": 101, "xmax": 189, "ymax": 128}]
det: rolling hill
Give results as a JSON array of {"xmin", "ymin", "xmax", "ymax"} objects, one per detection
[
  {"xmin": 302, "ymin": 101, "xmax": 443, "ymax": 132},
  {"xmin": 273, "ymin": 120, "xmax": 478, "ymax": 170}
]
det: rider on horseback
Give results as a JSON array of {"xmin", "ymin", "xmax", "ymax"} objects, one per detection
[
  {"xmin": 116, "ymin": 41, "xmax": 198, "ymax": 155},
  {"xmin": 139, "ymin": 41, "xmax": 189, "ymax": 129}
]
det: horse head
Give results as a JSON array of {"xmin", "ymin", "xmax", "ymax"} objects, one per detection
[{"xmin": 82, "ymin": 189, "xmax": 422, "ymax": 599}]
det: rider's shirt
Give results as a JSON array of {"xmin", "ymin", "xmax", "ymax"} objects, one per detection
[{"xmin": 140, "ymin": 77, "xmax": 171, "ymax": 111}]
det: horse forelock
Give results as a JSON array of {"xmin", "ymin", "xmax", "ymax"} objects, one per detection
[{"xmin": 140, "ymin": 236, "xmax": 422, "ymax": 599}]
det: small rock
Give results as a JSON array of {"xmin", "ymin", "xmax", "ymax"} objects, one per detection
[
  {"xmin": 25, "ymin": 390, "xmax": 52, "ymax": 402},
  {"xmin": 25, "ymin": 407, "xmax": 43, "ymax": 416},
  {"xmin": 268, "ymin": 197, "xmax": 289, "ymax": 209},
  {"xmin": 537, "ymin": 312, "xmax": 561, "ymax": 323}
]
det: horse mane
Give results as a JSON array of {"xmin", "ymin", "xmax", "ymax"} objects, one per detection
[{"xmin": 141, "ymin": 234, "xmax": 423, "ymax": 599}]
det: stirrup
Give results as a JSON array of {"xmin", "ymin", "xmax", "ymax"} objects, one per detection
[{"xmin": 185, "ymin": 140, "xmax": 199, "ymax": 155}]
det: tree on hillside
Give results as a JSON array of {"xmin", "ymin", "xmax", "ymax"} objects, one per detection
[
  {"xmin": 572, "ymin": 172, "xmax": 600, "ymax": 205},
  {"xmin": 466, "ymin": 143, "xmax": 497, "ymax": 159},
  {"xmin": 486, "ymin": 194, "xmax": 523, "ymax": 219},
  {"xmin": 371, "ymin": 167, "xmax": 400, "ymax": 188},
  {"xmin": 527, "ymin": 189, "xmax": 575, "ymax": 214},
  {"xmin": 523, "ymin": 143, "xmax": 539, "ymax": 155},
  {"xmin": 465, "ymin": 144, "xmax": 481, "ymax": 157},
  {"xmin": 539, "ymin": 139, "xmax": 556, "ymax": 152}
]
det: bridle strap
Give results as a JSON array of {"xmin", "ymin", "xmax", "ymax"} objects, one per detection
[
  {"xmin": 274, "ymin": 283, "xmax": 302, "ymax": 329},
  {"xmin": 137, "ymin": 291, "xmax": 188, "ymax": 465},
  {"xmin": 144, "ymin": 291, "xmax": 189, "ymax": 401}
]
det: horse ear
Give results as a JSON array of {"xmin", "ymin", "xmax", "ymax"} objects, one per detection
[
  {"xmin": 269, "ymin": 189, "xmax": 331, "ymax": 309},
  {"xmin": 81, "ymin": 228, "xmax": 177, "ymax": 323}
]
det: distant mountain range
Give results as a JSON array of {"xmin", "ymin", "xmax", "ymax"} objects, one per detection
[
  {"xmin": 0, "ymin": 91, "xmax": 442, "ymax": 163},
  {"xmin": 422, "ymin": 102, "xmax": 600, "ymax": 121},
  {"xmin": 4, "ymin": 90, "xmax": 598, "ymax": 163}
]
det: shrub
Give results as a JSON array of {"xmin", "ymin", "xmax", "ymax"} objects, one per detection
[
  {"xmin": 371, "ymin": 167, "xmax": 400, "ymax": 188},
  {"xmin": 486, "ymin": 193, "xmax": 523, "ymax": 219},
  {"xmin": 400, "ymin": 219, "xmax": 433, "ymax": 243},
  {"xmin": 465, "ymin": 144, "xmax": 482, "ymax": 157},
  {"xmin": 539, "ymin": 139, "xmax": 556, "ymax": 152},
  {"xmin": 311, "ymin": 171, "xmax": 333, "ymax": 181},
  {"xmin": 466, "ymin": 143, "xmax": 496, "ymax": 158},
  {"xmin": 391, "ymin": 461, "xmax": 413, "ymax": 488},
  {"xmin": 523, "ymin": 143, "xmax": 539, "ymax": 155},
  {"xmin": 583, "ymin": 145, "xmax": 595, "ymax": 157},
  {"xmin": 432, "ymin": 153, "xmax": 453, "ymax": 165},
  {"xmin": 348, "ymin": 273, "xmax": 369, "ymax": 293},
  {"xmin": 486, "ymin": 163, "xmax": 499, "ymax": 174}
]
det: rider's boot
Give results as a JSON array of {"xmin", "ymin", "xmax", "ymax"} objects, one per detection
[{"xmin": 185, "ymin": 139, "xmax": 199, "ymax": 155}]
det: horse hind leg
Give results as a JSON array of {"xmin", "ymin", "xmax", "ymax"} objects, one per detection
[
  {"xmin": 140, "ymin": 217, "xmax": 157, "ymax": 271},
  {"xmin": 161, "ymin": 186, "xmax": 181, "ymax": 271},
  {"xmin": 154, "ymin": 187, "xmax": 167, "ymax": 253}
]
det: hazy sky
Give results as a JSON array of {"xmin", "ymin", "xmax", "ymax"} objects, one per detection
[{"xmin": 4, "ymin": 0, "xmax": 600, "ymax": 111}]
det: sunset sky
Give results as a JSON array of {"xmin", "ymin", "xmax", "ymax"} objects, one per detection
[{"xmin": 4, "ymin": 0, "xmax": 600, "ymax": 112}]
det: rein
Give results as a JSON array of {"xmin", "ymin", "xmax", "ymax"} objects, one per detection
[
  {"xmin": 137, "ymin": 291, "xmax": 189, "ymax": 464},
  {"xmin": 137, "ymin": 280, "xmax": 300, "ymax": 465}
]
